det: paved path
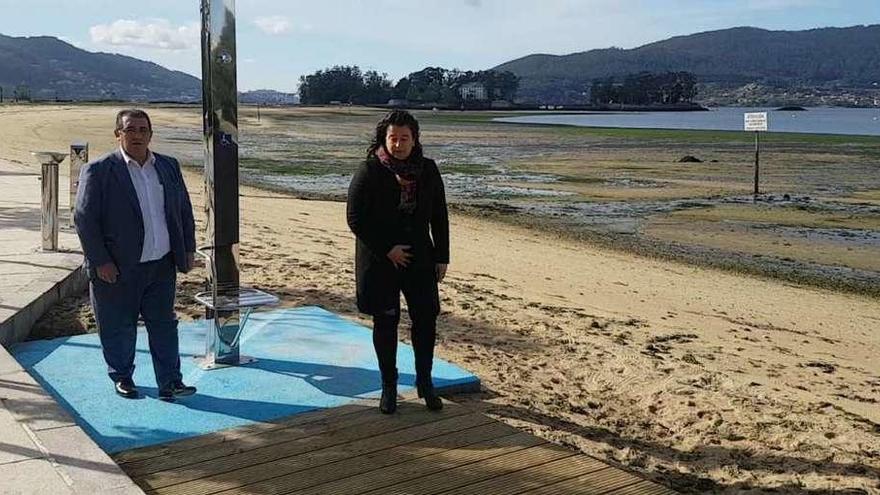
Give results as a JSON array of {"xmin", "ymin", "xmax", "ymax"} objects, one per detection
[
  {"xmin": 0, "ymin": 158, "xmax": 84, "ymax": 345},
  {"xmin": 0, "ymin": 157, "xmax": 144, "ymax": 494}
]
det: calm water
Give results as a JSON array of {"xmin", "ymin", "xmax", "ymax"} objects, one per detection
[{"xmin": 494, "ymin": 107, "xmax": 880, "ymax": 136}]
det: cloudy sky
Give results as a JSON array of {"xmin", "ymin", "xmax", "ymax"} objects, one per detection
[{"xmin": 1, "ymin": 0, "xmax": 878, "ymax": 92}]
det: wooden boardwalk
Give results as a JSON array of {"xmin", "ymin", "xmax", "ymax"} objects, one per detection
[{"xmin": 112, "ymin": 399, "xmax": 676, "ymax": 495}]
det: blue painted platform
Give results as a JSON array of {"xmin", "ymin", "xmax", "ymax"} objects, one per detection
[{"xmin": 10, "ymin": 306, "xmax": 479, "ymax": 453}]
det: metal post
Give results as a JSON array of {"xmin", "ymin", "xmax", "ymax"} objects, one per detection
[
  {"xmin": 31, "ymin": 152, "xmax": 66, "ymax": 251},
  {"xmin": 200, "ymin": 0, "xmax": 244, "ymax": 367},
  {"xmin": 69, "ymin": 142, "xmax": 88, "ymax": 227},
  {"xmin": 42, "ymin": 162, "xmax": 59, "ymax": 250},
  {"xmin": 753, "ymin": 131, "xmax": 760, "ymax": 199}
]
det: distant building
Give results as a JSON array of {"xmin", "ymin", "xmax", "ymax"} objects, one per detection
[{"xmin": 459, "ymin": 82, "xmax": 487, "ymax": 101}]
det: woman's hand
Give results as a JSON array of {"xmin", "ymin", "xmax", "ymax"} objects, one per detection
[
  {"xmin": 387, "ymin": 245, "xmax": 412, "ymax": 268},
  {"xmin": 436, "ymin": 263, "xmax": 448, "ymax": 283}
]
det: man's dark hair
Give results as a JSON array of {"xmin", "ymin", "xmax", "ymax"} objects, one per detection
[
  {"xmin": 115, "ymin": 109, "xmax": 152, "ymax": 133},
  {"xmin": 367, "ymin": 110, "xmax": 422, "ymax": 159}
]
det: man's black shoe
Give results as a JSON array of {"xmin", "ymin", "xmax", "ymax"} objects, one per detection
[
  {"xmin": 159, "ymin": 381, "xmax": 197, "ymax": 401},
  {"xmin": 171, "ymin": 381, "xmax": 197, "ymax": 397},
  {"xmin": 114, "ymin": 379, "xmax": 139, "ymax": 399}
]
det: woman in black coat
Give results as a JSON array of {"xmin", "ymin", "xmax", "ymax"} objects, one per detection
[{"xmin": 346, "ymin": 110, "xmax": 449, "ymax": 414}]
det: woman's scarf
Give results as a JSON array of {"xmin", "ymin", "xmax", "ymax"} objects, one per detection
[{"xmin": 376, "ymin": 146, "xmax": 422, "ymax": 214}]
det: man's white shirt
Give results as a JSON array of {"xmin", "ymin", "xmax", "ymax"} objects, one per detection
[{"xmin": 120, "ymin": 148, "xmax": 171, "ymax": 262}]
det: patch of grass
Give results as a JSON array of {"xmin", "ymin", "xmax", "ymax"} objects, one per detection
[
  {"xmin": 665, "ymin": 204, "xmax": 880, "ymax": 230},
  {"xmin": 847, "ymin": 189, "xmax": 880, "ymax": 202},
  {"xmin": 556, "ymin": 176, "xmax": 606, "ymax": 184},
  {"xmin": 436, "ymin": 162, "xmax": 495, "ymax": 174},
  {"xmin": 417, "ymin": 111, "xmax": 530, "ymax": 125},
  {"xmin": 496, "ymin": 122, "xmax": 880, "ymax": 148},
  {"xmin": 240, "ymin": 157, "xmax": 352, "ymax": 175}
]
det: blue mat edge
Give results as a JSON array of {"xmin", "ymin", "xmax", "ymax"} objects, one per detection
[{"xmin": 10, "ymin": 306, "xmax": 481, "ymax": 453}]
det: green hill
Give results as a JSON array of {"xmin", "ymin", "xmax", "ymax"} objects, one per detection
[
  {"xmin": 0, "ymin": 33, "xmax": 200, "ymax": 101},
  {"xmin": 494, "ymin": 25, "xmax": 880, "ymax": 104}
]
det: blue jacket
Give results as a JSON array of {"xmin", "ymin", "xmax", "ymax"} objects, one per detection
[{"xmin": 74, "ymin": 150, "xmax": 196, "ymax": 276}]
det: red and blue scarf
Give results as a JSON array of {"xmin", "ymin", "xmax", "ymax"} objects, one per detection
[{"xmin": 376, "ymin": 146, "xmax": 422, "ymax": 214}]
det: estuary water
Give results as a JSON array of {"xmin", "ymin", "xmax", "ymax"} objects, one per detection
[{"xmin": 494, "ymin": 106, "xmax": 880, "ymax": 136}]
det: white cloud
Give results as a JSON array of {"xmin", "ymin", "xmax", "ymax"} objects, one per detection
[
  {"xmin": 89, "ymin": 19, "xmax": 199, "ymax": 50},
  {"xmin": 254, "ymin": 16, "xmax": 292, "ymax": 35}
]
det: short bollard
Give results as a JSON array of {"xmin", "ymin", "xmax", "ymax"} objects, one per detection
[{"xmin": 31, "ymin": 151, "xmax": 66, "ymax": 252}]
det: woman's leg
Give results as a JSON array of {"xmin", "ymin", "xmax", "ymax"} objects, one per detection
[
  {"xmin": 409, "ymin": 311, "xmax": 436, "ymax": 388},
  {"xmin": 372, "ymin": 311, "xmax": 400, "ymax": 385},
  {"xmin": 402, "ymin": 268, "xmax": 440, "ymax": 391}
]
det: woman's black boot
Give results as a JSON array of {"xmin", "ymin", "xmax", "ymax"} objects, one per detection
[
  {"xmin": 417, "ymin": 382, "xmax": 443, "ymax": 411},
  {"xmin": 379, "ymin": 382, "xmax": 397, "ymax": 414}
]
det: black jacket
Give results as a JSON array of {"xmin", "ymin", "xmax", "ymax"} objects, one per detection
[{"xmin": 346, "ymin": 155, "xmax": 449, "ymax": 314}]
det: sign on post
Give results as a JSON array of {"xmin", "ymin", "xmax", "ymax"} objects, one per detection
[
  {"xmin": 744, "ymin": 112, "xmax": 768, "ymax": 131},
  {"xmin": 744, "ymin": 112, "xmax": 769, "ymax": 198}
]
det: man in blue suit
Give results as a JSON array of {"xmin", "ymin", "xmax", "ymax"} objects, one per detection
[{"xmin": 75, "ymin": 109, "xmax": 197, "ymax": 401}]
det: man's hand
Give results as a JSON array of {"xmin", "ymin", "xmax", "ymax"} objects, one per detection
[
  {"xmin": 96, "ymin": 262, "xmax": 119, "ymax": 284},
  {"xmin": 436, "ymin": 263, "xmax": 448, "ymax": 283},
  {"xmin": 387, "ymin": 245, "xmax": 412, "ymax": 269}
]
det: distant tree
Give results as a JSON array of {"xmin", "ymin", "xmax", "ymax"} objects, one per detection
[
  {"xmin": 590, "ymin": 71, "xmax": 697, "ymax": 105},
  {"xmin": 402, "ymin": 67, "xmax": 519, "ymax": 105},
  {"xmin": 298, "ymin": 65, "xmax": 393, "ymax": 104},
  {"xmin": 360, "ymin": 70, "xmax": 394, "ymax": 104},
  {"xmin": 392, "ymin": 77, "xmax": 411, "ymax": 99},
  {"xmin": 298, "ymin": 64, "xmax": 519, "ymax": 106}
]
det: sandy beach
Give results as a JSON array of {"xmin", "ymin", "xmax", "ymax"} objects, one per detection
[{"xmin": 3, "ymin": 104, "xmax": 879, "ymax": 493}]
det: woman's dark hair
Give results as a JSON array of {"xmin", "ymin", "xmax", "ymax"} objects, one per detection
[{"xmin": 367, "ymin": 110, "xmax": 422, "ymax": 159}]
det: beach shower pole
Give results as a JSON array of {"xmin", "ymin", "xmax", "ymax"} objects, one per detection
[{"xmin": 200, "ymin": 0, "xmax": 244, "ymax": 366}]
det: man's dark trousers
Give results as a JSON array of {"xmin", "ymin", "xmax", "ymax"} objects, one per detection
[{"xmin": 90, "ymin": 254, "xmax": 182, "ymax": 389}]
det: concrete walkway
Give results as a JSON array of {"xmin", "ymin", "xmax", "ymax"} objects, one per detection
[
  {"xmin": 0, "ymin": 159, "xmax": 84, "ymax": 345},
  {"xmin": 0, "ymin": 157, "xmax": 144, "ymax": 494}
]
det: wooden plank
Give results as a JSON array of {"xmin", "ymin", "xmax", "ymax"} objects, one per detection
[
  {"xmin": 365, "ymin": 443, "xmax": 575, "ymax": 495},
  {"xmin": 151, "ymin": 412, "xmax": 499, "ymax": 495},
  {"xmin": 204, "ymin": 421, "xmax": 517, "ymax": 495},
  {"xmin": 125, "ymin": 405, "xmax": 383, "ymax": 476},
  {"xmin": 113, "ymin": 401, "xmax": 373, "ymax": 465},
  {"xmin": 607, "ymin": 479, "xmax": 677, "ymax": 495},
  {"xmin": 288, "ymin": 432, "xmax": 546, "ymax": 495},
  {"xmin": 440, "ymin": 455, "xmax": 610, "ymax": 495},
  {"xmin": 520, "ymin": 465, "xmax": 651, "ymax": 495},
  {"xmin": 132, "ymin": 402, "xmax": 472, "ymax": 488},
  {"xmin": 118, "ymin": 400, "xmax": 676, "ymax": 495}
]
